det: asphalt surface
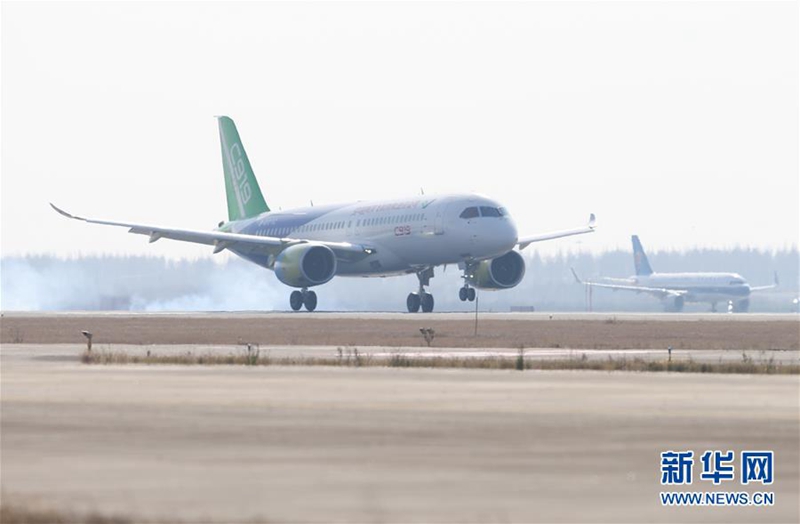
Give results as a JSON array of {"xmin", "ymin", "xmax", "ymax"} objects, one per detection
[{"xmin": 2, "ymin": 344, "xmax": 798, "ymax": 523}]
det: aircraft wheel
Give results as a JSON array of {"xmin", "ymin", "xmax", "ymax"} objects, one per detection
[
  {"xmin": 290, "ymin": 290, "xmax": 303, "ymax": 311},
  {"xmin": 458, "ymin": 287, "xmax": 468, "ymax": 301},
  {"xmin": 407, "ymin": 293, "xmax": 421, "ymax": 313},
  {"xmin": 467, "ymin": 288, "xmax": 476, "ymax": 302},
  {"xmin": 421, "ymin": 293, "xmax": 434, "ymax": 313},
  {"xmin": 304, "ymin": 291, "xmax": 317, "ymax": 312}
]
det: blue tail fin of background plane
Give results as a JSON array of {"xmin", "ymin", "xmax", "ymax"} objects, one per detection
[{"xmin": 631, "ymin": 235, "xmax": 653, "ymax": 276}]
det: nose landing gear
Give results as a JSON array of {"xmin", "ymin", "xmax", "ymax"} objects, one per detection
[
  {"xmin": 458, "ymin": 286, "xmax": 476, "ymax": 302},
  {"xmin": 290, "ymin": 288, "xmax": 318, "ymax": 312},
  {"xmin": 407, "ymin": 267, "xmax": 435, "ymax": 313}
]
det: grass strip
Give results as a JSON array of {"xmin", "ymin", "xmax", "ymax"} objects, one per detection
[{"xmin": 80, "ymin": 348, "xmax": 800, "ymax": 375}]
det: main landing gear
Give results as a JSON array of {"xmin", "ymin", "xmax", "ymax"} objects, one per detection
[
  {"xmin": 407, "ymin": 267, "xmax": 435, "ymax": 313},
  {"xmin": 290, "ymin": 288, "xmax": 317, "ymax": 312}
]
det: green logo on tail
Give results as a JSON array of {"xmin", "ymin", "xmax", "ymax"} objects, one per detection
[{"xmin": 218, "ymin": 116, "xmax": 270, "ymax": 221}]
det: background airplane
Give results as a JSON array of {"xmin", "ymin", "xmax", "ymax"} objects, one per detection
[
  {"xmin": 571, "ymin": 235, "xmax": 778, "ymax": 312},
  {"xmin": 53, "ymin": 116, "xmax": 595, "ymax": 312}
]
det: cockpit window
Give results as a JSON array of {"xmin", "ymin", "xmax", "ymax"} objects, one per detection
[
  {"xmin": 497, "ymin": 207, "xmax": 507, "ymax": 216},
  {"xmin": 459, "ymin": 207, "xmax": 479, "ymax": 219},
  {"xmin": 480, "ymin": 206, "xmax": 501, "ymax": 217}
]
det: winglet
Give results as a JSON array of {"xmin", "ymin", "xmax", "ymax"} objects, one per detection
[
  {"xmin": 50, "ymin": 203, "xmax": 83, "ymax": 221},
  {"xmin": 774, "ymin": 271, "xmax": 780, "ymax": 287},
  {"xmin": 588, "ymin": 213, "xmax": 596, "ymax": 229},
  {"xmin": 570, "ymin": 267, "xmax": 583, "ymax": 284}
]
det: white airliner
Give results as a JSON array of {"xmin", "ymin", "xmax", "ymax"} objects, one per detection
[
  {"xmin": 52, "ymin": 116, "xmax": 595, "ymax": 312},
  {"xmin": 571, "ymin": 235, "xmax": 778, "ymax": 312}
]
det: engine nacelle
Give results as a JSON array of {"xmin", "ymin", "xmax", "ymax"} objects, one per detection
[
  {"xmin": 467, "ymin": 251, "xmax": 526, "ymax": 290},
  {"xmin": 274, "ymin": 243, "xmax": 337, "ymax": 288},
  {"xmin": 662, "ymin": 295, "xmax": 685, "ymax": 313}
]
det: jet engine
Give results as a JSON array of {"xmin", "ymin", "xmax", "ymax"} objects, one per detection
[
  {"xmin": 467, "ymin": 251, "xmax": 526, "ymax": 290},
  {"xmin": 274, "ymin": 244, "xmax": 337, "ymax": 287},
  {"xmin": 662, "ymin": 295, "xmax": 685, "ymax": 313}
]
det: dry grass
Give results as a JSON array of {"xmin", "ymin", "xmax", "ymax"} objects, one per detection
[
  {"xmin": 2, "ymin": 314, "xmax": 798, "ymax": 350},
  {"xmin": 80, "ymin": 348, "xmax": 800, "ymax": 375},
  {"xmin": 0, "ymin": 503, "xmax": 131, "ymax": 524}
]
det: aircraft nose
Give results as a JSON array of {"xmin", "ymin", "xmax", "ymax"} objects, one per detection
[{"xmin": 503, "ymin": 219, "xmax": 518, "ymax": 249}]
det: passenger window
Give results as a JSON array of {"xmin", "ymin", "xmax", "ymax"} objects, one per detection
[
  {"xmin": 460, "ymin": 207, "xmax": 479, "ymax": 219},
  {"xmin": 480, "ymin": 206, "xmax": 501, "ymax": 217}
]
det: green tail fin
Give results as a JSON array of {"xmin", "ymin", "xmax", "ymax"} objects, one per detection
[{"xmin": 217, "ymin": 116, "xmax": 270, "ymax": 221}]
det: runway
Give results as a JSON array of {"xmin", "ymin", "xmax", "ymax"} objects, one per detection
[
  {"xmin": 2, "ymin": 313, "xmax": 799, "ymax": 522},
  {"xmin": 1, "ymin": 344, "xmax": 799, "ymax": 523}
]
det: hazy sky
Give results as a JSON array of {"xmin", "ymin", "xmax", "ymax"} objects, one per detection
[{"xmin": 2, "ymin": 1, "xmax": 798, "ymax": 260}]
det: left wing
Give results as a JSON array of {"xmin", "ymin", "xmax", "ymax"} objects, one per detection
[
  {"xmin": 750, "ymin": 272, "xmax": 779, "ymax": 292},
  {"xmin": 570, "ymin": 268, "xmax": 687, "ymax": 298},
  {"xmin": 50, "ymin": 203, "xmax": 375, "ymax": 261},
  {"xmin": 517, "ymin": 214, "xmax": 596, "ymax": 250}
]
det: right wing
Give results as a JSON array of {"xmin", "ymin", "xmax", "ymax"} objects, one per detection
[
  {"xmin": 517, "ymin": 214, "xmax": 596, "ymax": 250},
  {"xmin": 570, "ymin": 268, "xmax": 687, "ymax": 298},
  {"xmin": 51, "ymin": 204, "xmax": 375, "ymax": 262}
]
